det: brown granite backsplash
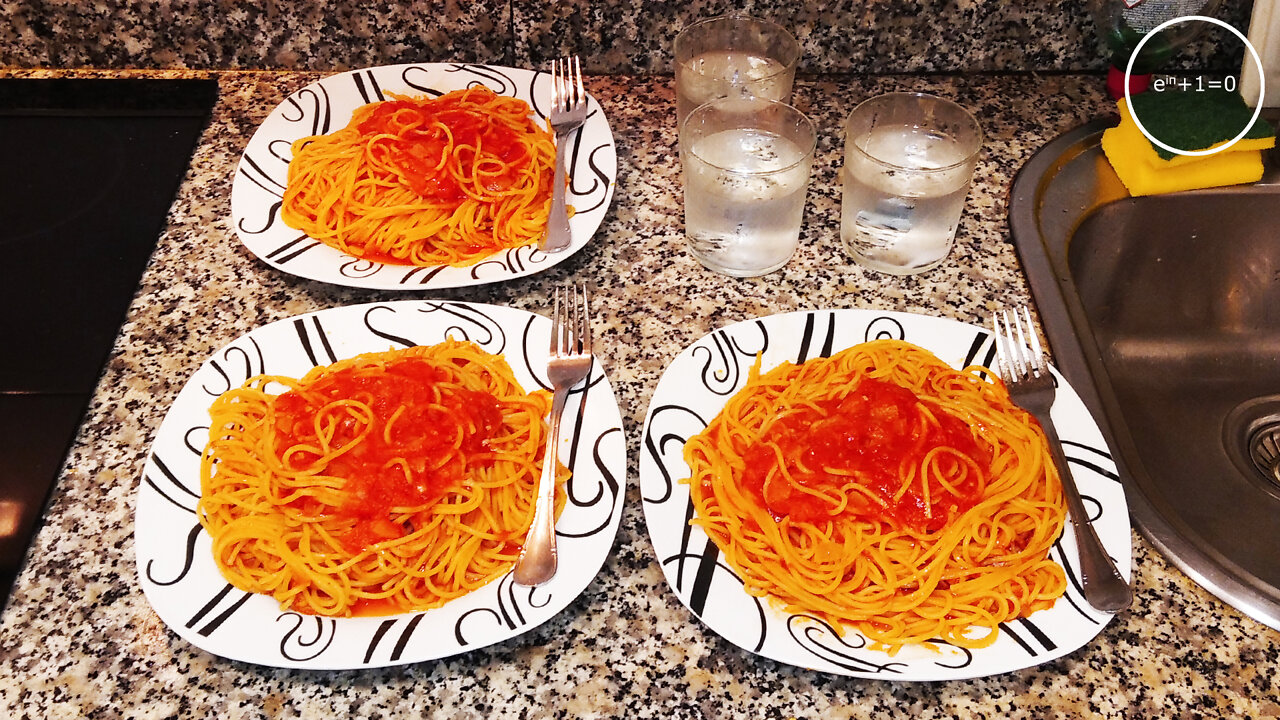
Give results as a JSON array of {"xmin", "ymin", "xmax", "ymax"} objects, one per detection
[{"xmin": 0, "ymin": 0, "xmax": 1254, "ymax": 74}]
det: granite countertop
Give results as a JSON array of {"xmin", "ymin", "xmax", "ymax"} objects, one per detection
[{"xmin": 1, "ymin": 68, "xmax": 1279, "ymax": 718}]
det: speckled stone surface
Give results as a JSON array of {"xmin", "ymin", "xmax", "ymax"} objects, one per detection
[
  {"xmin": 0, "ymin": 1, "xmax": 511, "ymax": 70},
  {"xmin": 516, "ymin": 0, "xmax": 1254, "ymax": 75},
  {"xmin": 0, "ymin": 0, "xmax": 1255, "ymax": 74},
  {"xmin": 0, "ymin": 67, "xmax": 1278, "ymax": 718}
]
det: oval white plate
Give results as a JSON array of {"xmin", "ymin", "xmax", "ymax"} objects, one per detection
[
  {"xmin": 639, "ymin": 308, "xmax": 1131, "ymax": 681},
  {"xmin": 230, "ymin": 64, "xmax": 617, "ymax": 290},
  {"xmin": 137, "ymin": 301, "xmax": 627, "ymax": 669}
]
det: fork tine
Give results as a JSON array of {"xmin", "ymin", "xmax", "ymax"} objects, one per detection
[
  {"xmin": 991, "ymin": 311, "xmax": 1009, "ymax": 380},
  {"xmin": 1012, "ymin": 307, "xmax": 1032, "ymax": 379},
  {"xmin": 571, "ymin": 56, "xmax": 584, "ymax": 109},
  {"xmin": 561, "ymin": 58, "xmax": 572, "ymax": 112},
  {"xmin": 1021, "ymin": 305, "xmax": 1047, "ymax": 377},
  {"xmin": 999, "ymin": 308, "xmax": 1021, "ymax": 379},
  {"xmin": 578, "ymin": 284, "xmax": 592, "ymax": 356},
  {"xmin": 551, "ymin": 58, "xmax": 563, "ymax": 113},
  {"xmin": 561, "ymin": 57, "xmax": 572, "ymax": 112},
  {"xmin": 549, "ymin": 287, "xmax": 562, "ymax": 356},
  {"xmin": 562, "ymin": 287, "xmax": 573, "ymax": 355},
  {"xmin": 566, "ymin": 285, "xmax": 579, "ymax": 354}
]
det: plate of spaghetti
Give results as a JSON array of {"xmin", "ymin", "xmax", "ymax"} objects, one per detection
[
  {"xmin": 639, "ymin": 309, "xmax": 1130, "ymax": 680},
  {"xmin": 230, "ymin": 64, "xmax": 617, "ymax": 289},
  {"xmin": 137, "ymin": 300, "xmax": 626, "ymax": 668}
]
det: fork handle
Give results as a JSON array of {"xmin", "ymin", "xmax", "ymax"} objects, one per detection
[
  {"xmin": 1040, "ymin": 415, "xmax": 1134, "ymax": 613},
  {"xmin": 513, "ymin": 385, "xmax": 568, "ymax": 586},
  {"xmin": 543, "ymin": 130, "xmax": 573, "ymax": 253}
]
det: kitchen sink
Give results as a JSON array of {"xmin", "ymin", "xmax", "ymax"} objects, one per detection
[{"xmin": 1009, "ymin": 115, "xmax": 1280, "ymax": 628}]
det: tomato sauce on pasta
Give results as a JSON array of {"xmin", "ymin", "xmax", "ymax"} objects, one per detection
[
  {"xmin": 281, "ymin": 86, "xmax": 558, "ymax": 267},
  {"xmin": 684, "ymin": 339, "xmax": 1068, "ymax": 651},
  {"xmin": 270, "ymin": 356, "xmax": 505, "ymax": 553},
  {"xmin": 198, "ymin": 341, "xmax": 567, "ymax": 617},
  {"xmin": 737, "ymin": 377, "xmax": 990, "ymax": 532}
]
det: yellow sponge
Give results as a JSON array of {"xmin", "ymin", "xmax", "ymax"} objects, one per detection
[
  {"xmin": 1101, "ymin": 117, "xmax": 1265, "ymax": 196},
  {"xmin": 1100, "ymin": 95, "xmax": 1274, "ymax": 197}
]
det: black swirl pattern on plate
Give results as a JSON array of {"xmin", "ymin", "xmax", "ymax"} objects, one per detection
[
  {"xmin": 278, "ymin": 614, "xmax": 338, "ymax": 662},
  {"xmin": 282, "ymin": 84, "xmax": 333, "ymax": 135},
  {"xmin": 562, "ymin": 426, "xmax": 625, "ymax": 536},
  {"xmin": 639, "ymin": 309, "xmax": 1128, "ymax": 680},
  {"xmin": 142, "ymin": 454, "xmax": 199, "ymax": 515},
  {"xmin": 348, "ymin": 68, "xmax": 389, "ymax": 105},
  {"xmin": 136, "ymin": 301, "xmax": 626, "ymax": 668},
  {"xmin": 692, "ymin": 323, "xmax": 767, "ymax": 396},
  {"xmin": 337, "ymin": 256, "xmax": 383, "ymax": 280},
  {"xmin": 143, "ymin": 522, "xmax": 201, "ymax": 587},
  {"xmin": 137, "ymin": 453, "xmax": 200, "ymax": 593},
  {"xmin": 786, "ymin": 615, "xmax": 910, "ymax": 675},
  {"xmin": 640, "ymin": 405, "xmax": 707, "ymax": 505},
  {"xmin": 363, "ymin": 613, "xmax": 426, "ymax": 664},
  {"xmin": 200, "ymin": 337, "xmax": 265, "ymax": 396},
  {"xmin": 467, "ymin": 244, "xmax": 561, "ymax": 283},
  {"xmin": 234, "ymin": 156, "xmax": 285, "ymax": 213},
  {"xmin": 452, "ymin": 574, "xmax": 551, "ymax": 647},
  {"xmin": 442, "ymin": 64, "xmax": 518, "ymax": 96},
  {"xmin": 862, "ymin": 314, "xmax": 906, "ymax": 343}
]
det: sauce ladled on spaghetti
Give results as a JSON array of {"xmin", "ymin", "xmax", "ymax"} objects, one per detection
[
  {"xmin": 270, "ymin": 357, "xmax": 505, "ymax": 553},
  {"xmin": 684, "ymin": 339, "xmax": 1067, "ymax": 651},
  {"xmin": 737, "ymin": 377, "xmax": 991, "ymax": 532},
  {"xmin": 354, "ymin": 92, "xmax": 535, "ymax": 203},
  {"xmin": 281, "ymin": 86, "xmax": 558, "ymax": 267},
  {"xmin": 198, "ymin": 341, "xmax": 568, "ymax": 617}
]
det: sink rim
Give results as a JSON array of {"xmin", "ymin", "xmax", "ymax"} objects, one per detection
[{"xmin": 1009, "ymin": 117, "xmax": 1280, "ymax": 629}]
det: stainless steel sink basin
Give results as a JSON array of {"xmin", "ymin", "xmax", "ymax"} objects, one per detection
[{"xmin": 1009, "ymin": 116, "xmax": 1280, "ymax": 628}]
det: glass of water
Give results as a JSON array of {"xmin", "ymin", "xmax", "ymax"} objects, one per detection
[
  {"xmin": 681, "ymin": 97, "xmax": 816, "ymax": 277},
  {"xmin": 673, "ymin": 14, "xmax": 800, "ymax": 129},
  {"xmin": 841, "ymin": 92, "xmax": 983, "ymax": 275}
]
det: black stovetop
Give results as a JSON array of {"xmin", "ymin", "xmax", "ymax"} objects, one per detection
[{"xmin": 0, "ymin": 78, "xmax": 217, "ymax": 607}]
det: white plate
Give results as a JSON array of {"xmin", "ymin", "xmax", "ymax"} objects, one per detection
[
  {"xmin": 137, "ymin": 301, "xmax": 627, "ymax": 669},
  {"xmin": 230, "ymin": 64, "xmax": 617, "ymax": 290},
  {"xmin": 639, "ymin": 309, "xmax": 1131, "ymax": 681}
]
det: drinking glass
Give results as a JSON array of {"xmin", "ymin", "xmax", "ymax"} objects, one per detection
[
  {"xmin": 681, "ymin": 97, "xmax": 816, "ymax": 277},
  {"xmin": 673, "ymin": 14, "xmax": 800, "ymax": 129},
  {"xmin": 841, "ymin": 92, "xmax": 983, "ymax": 275}
]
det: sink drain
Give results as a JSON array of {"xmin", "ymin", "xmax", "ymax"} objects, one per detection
[
  {"xmin": 1249, "ymin": 425, "xmax": 1280, "ymax": 487},
  {"xmin": 1224, "ymin": 397, "xmax": 1280, "ymax": 498}
]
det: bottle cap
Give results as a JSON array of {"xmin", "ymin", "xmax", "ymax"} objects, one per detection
[{"xmin": 1108, "ymin": 65, "xmax": 1151, "ymax": 100}]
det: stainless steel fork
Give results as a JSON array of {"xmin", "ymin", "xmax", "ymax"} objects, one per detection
[
  {"xmin": 513, "ymin": 284, "xmax": 594, "ymax": 586},
  {"xmin": 992, "ymin": 306, "xmax": 1133, "ymax": 613},
  {"xmin": 540, "ymin": 56, "xmax": 588, "ymax": 254}
]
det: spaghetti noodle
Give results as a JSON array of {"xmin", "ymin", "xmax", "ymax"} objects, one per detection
[
  {"xmin": 281, "ymin": 86, "xmax": 558, "ymax": 267},
  {"xmin": 198, "ymin": 340, "xmax": 567, "ymax": 617},
  {"xmin": 683, "ymin": 339, "xmax": 1068, "ymax": 650}
]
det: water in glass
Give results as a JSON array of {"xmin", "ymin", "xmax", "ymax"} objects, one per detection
[
  {"xmin": 685, "ymin": 127, "xmax": 810, "ymax": 276},
  {"xmin": 841, "ymin": 125, "xmax": 974, "ymax": 275},
  {"xmin": 675, "ymin": 50, "xmax": 792, "ymax": 126}
]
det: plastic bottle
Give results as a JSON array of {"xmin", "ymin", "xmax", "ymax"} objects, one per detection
[{"xmin": 1088, "ymin": 0, "xmax": 1223, "ymax": 97}]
